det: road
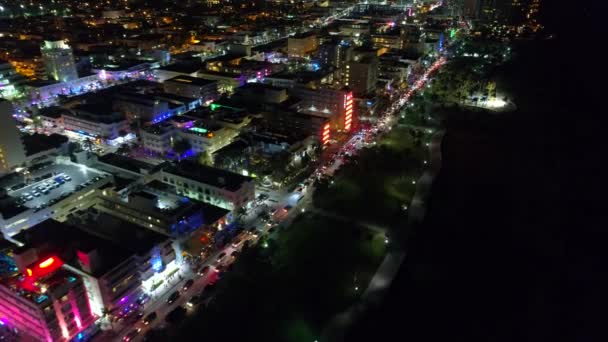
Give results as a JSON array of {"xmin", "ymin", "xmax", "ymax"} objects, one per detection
[
  {"xmin": 97, "ymin": 33, "xmax": 448, "ymax": 342},
  {"xmin": 109, "ymin": 239, "xmax": 254, "ymax": 342}
]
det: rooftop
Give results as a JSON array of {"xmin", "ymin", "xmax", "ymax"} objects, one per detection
[
  {"xmin": 22, "ymin": 133, "xmax": 68, "ymax": 156},
  {"xmin": 158, "ymin": 62, "xmax": 203, "ymax": 74},
  {"xmin": 142, "ymin": 122, "xmax": 175, "ymax": 136},
  {"xmin": 162, "ymin": 160, "xmax": 252, "ymax": 192},
  {"xmin": 24, "ymin": 79, "xmax": 60, "ymax": 88},
  {"xmin": 37, "ymin": 106, "xmax": 64, "ymax": 119},
  {"xmin": 12, "ymin": 219, "xmax": 132, "ymax": 278},
  {"xmin": 97, "ymin": 153, "xmax": 157, "ymax": 174},
  {"xmin": 73, "ymin": 211, "xmax": 169, "ymax": 259},
  {"xmin": 165, "ymin": 75, "xmax": 217, "ymax": 87},
  {"xmin": 181, "ymin": 121, "xmax": 223, "ymax": 137}
]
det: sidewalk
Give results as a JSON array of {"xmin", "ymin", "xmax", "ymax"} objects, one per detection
[
  {"xmin": 321, "ymin": 250, "xmax": 406, "ymax": 342},
  {"xmin": 320, "ymin": 129, "xmax": 445, "ymax": 342}
]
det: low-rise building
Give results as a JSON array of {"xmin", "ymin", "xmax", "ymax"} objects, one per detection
[
  {"xmin": 154, "ymin": 62, "xmax": 202, "ymax": 83},
  {"xmin": 62, "ymin": 104, "xmax": 130, "ymax": 141},
  {"xmin": 163, "ymin": 76, "xmax": 219, "ymax": 104},
  {"xmin": 288, "ymin": 32, "xmax": 319, "ymax": 57},
  {"xmin": 157, "ymin": 161, "xmax": 255, "ymax": 210}
]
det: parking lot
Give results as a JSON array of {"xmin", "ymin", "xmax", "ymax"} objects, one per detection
[{"xmin": 7, "ymin": 163, "xmax": 108, "ymax": 210}]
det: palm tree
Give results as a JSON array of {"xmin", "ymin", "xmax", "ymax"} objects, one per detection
[
  {"xmin": 172, "ymin": 139, "xmax": 192, "ymax": 161},
  {"xmin": 102, "ymin": 307, "xmax": 114, "ymax": 330}
]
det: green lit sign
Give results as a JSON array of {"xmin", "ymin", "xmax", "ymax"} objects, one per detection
[
  {"xmin": 210, "ymin": 103, "xmax": 220, "ymax": 111},
  {"xmin": 190, "ymin": 127, "xmax": 208, "ymax": 134},
  {"xmin": 450, "ymin": 28, "xmax": 456, "ymax": 38}
]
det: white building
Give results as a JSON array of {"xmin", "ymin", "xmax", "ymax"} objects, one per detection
[
  {"xmin": 40, "ymin": 40, "xmax": 78, "ymax": 82},
  {"xmin": 62, "ymin": 104, "xmax": 130, "ymax": 140},
  {"xmin": 157, "ymin": 161, "xmax": 255, "ymax": 210}
]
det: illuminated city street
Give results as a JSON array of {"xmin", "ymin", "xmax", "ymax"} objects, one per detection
[{"xmin": 0, "ymin": 0, "xmax": 558, "ymax": 341}]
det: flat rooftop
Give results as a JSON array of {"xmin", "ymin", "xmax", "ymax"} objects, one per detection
[
  {"xmin": 158, "ymin": 62, "xmax": 203, "ymax": 74},
  {"xmin": 97, "ymin": 153, "xmax": 157, "ymax": 174},
  {"xmin": 162, "ymin": 160, "xmax": 252, "ymax": 192},
  {"xmin": 74, "ymin": 211, "xmax": 168, "ymax": 257},
  {"xmin": 22, "ymin": 133, "xmax": 68, "ymax": 156},
  {"xmin": 12, "ymin": 219, "xmax": 135, "ymax": 278},
  {"xmin": 165, "ymin": 75, "xmax": 217, "ymax": 87}
]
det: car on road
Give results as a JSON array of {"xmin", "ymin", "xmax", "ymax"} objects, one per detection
[
  {"xmin": 167, "ymin": 291, "xmax": 180, "ymax": 305},
  {"xmin": 123, "ymin": 328, "xmax": 141, "ymax": 341},
  {"xmin": 248, "ymin": 227, "xmax": 259, "ymax": 238},
  {"xmin": 197, "ymin": 265, "xmax": 210, "ymax": 276},
  {"xmin": 186, "ymin": 295, "xmax": 203, "ymax": 308},
  {"xmin": 143, "ymin": 312, "xmax": 157, "ymax": 325},
  {"xmin": 33, "ymin": 192, "xmax": 41, "ymax": 197},
  {"xmin": 216, "ymin": 252, "xmax": 226, "ymax": 263},
  {"xmin": 182, "ymin": 279, "xmax": 194, "ymax": 291},
  {"xmin": 231, "ymin": 237, "xmax": 241, "ymax": 248},
  {"xmin": 230, "ymin": 250, "xmax": 239, "ymax": 258}
]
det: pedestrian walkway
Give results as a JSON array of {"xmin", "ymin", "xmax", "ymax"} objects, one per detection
[
  {"xmin": 320, "ymin": 129, "xmax": 445, "ymax": 342},
  {"xmin": 307, "ymin": 207, "xmax": 390, "ymax": 234},
  {"xmin": 321, "ymin": 250, "xmax": 406, "ymax": 342}
]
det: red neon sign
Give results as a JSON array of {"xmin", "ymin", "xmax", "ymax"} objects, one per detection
[
  {"xmin": 25, "ymin": 255, "xmax": 64, "ymax": 280},
  {"xmin": 39, "ymin": 257, "xmax": 55, "ymax": 268},
  {"xmin": 344, "ymin": 92, "xmax": 353, "ymax": 131},
  {"xmin": 322, "ymin": 123, "xmax": 331, "ymax": 145}
]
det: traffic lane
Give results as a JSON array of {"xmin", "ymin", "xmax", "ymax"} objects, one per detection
[
  {"xmin": 125, "ymin": 243, "xmax": 246, "ymax": 341},
  {"xmin": 130, "ymin": 270, "xmax": 220, "ymax": 341}
]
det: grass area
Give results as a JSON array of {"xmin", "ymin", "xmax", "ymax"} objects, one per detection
[
  {"xmin": 153, "ymin": 214, "xmax": 387, "ymax": 342},
  {"xmin": 313, "ymin": 126, "xmax": 427, "ymax": 228}
]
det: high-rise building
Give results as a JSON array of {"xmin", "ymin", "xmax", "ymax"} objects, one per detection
[
  {"xmin": 40, "ymin": 40, "xmax": 78, "ymax": 83},
  {"xmin": 344, "ymin": 56, "xmax": 379, "ymax": 97},
  {"xmin": 0, "ymin": 100, "xmax": 26, "ymax": 175}
]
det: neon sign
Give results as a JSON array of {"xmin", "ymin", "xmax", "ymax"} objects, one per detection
[
  {"xmin": 39, "ymin": 257, "xmax": 55, "ymax": 268},
  {"xmin": 322, "ymin": 123, "xmax": 331, "ymax": 145},
  {"xmin": 25, "ymin": 255, "xmax": 64, "ymax": 280},
  {"xmin": 344, "ymin": 92, "xmax": 353, "ymax": 131}
]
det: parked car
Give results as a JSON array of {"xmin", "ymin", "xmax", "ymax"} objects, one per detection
[
  {"xmin": 197, "ymin": 265, "xmax": 210, "ymax": 276},
  {"xmin": 186, "ymin": 295, "xmax": 203, "ymax": 308},
  {"xmin": 143, "ymin": 312, "xmax": 157, "ymax": 325},
  {"xmin": 123, "ymin": 329, "xmax": 141, "ymax": 342},
  {"xmin": 216, "ymin": 252, "xmax": 226, "ymax": 263},
  {"xmin": 182, "ymin": 279, "xmax": 194, "ymax": 291},
  {"xmin": 167, "ymin": 291, "xmax": 180, "ymax": 305}
]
